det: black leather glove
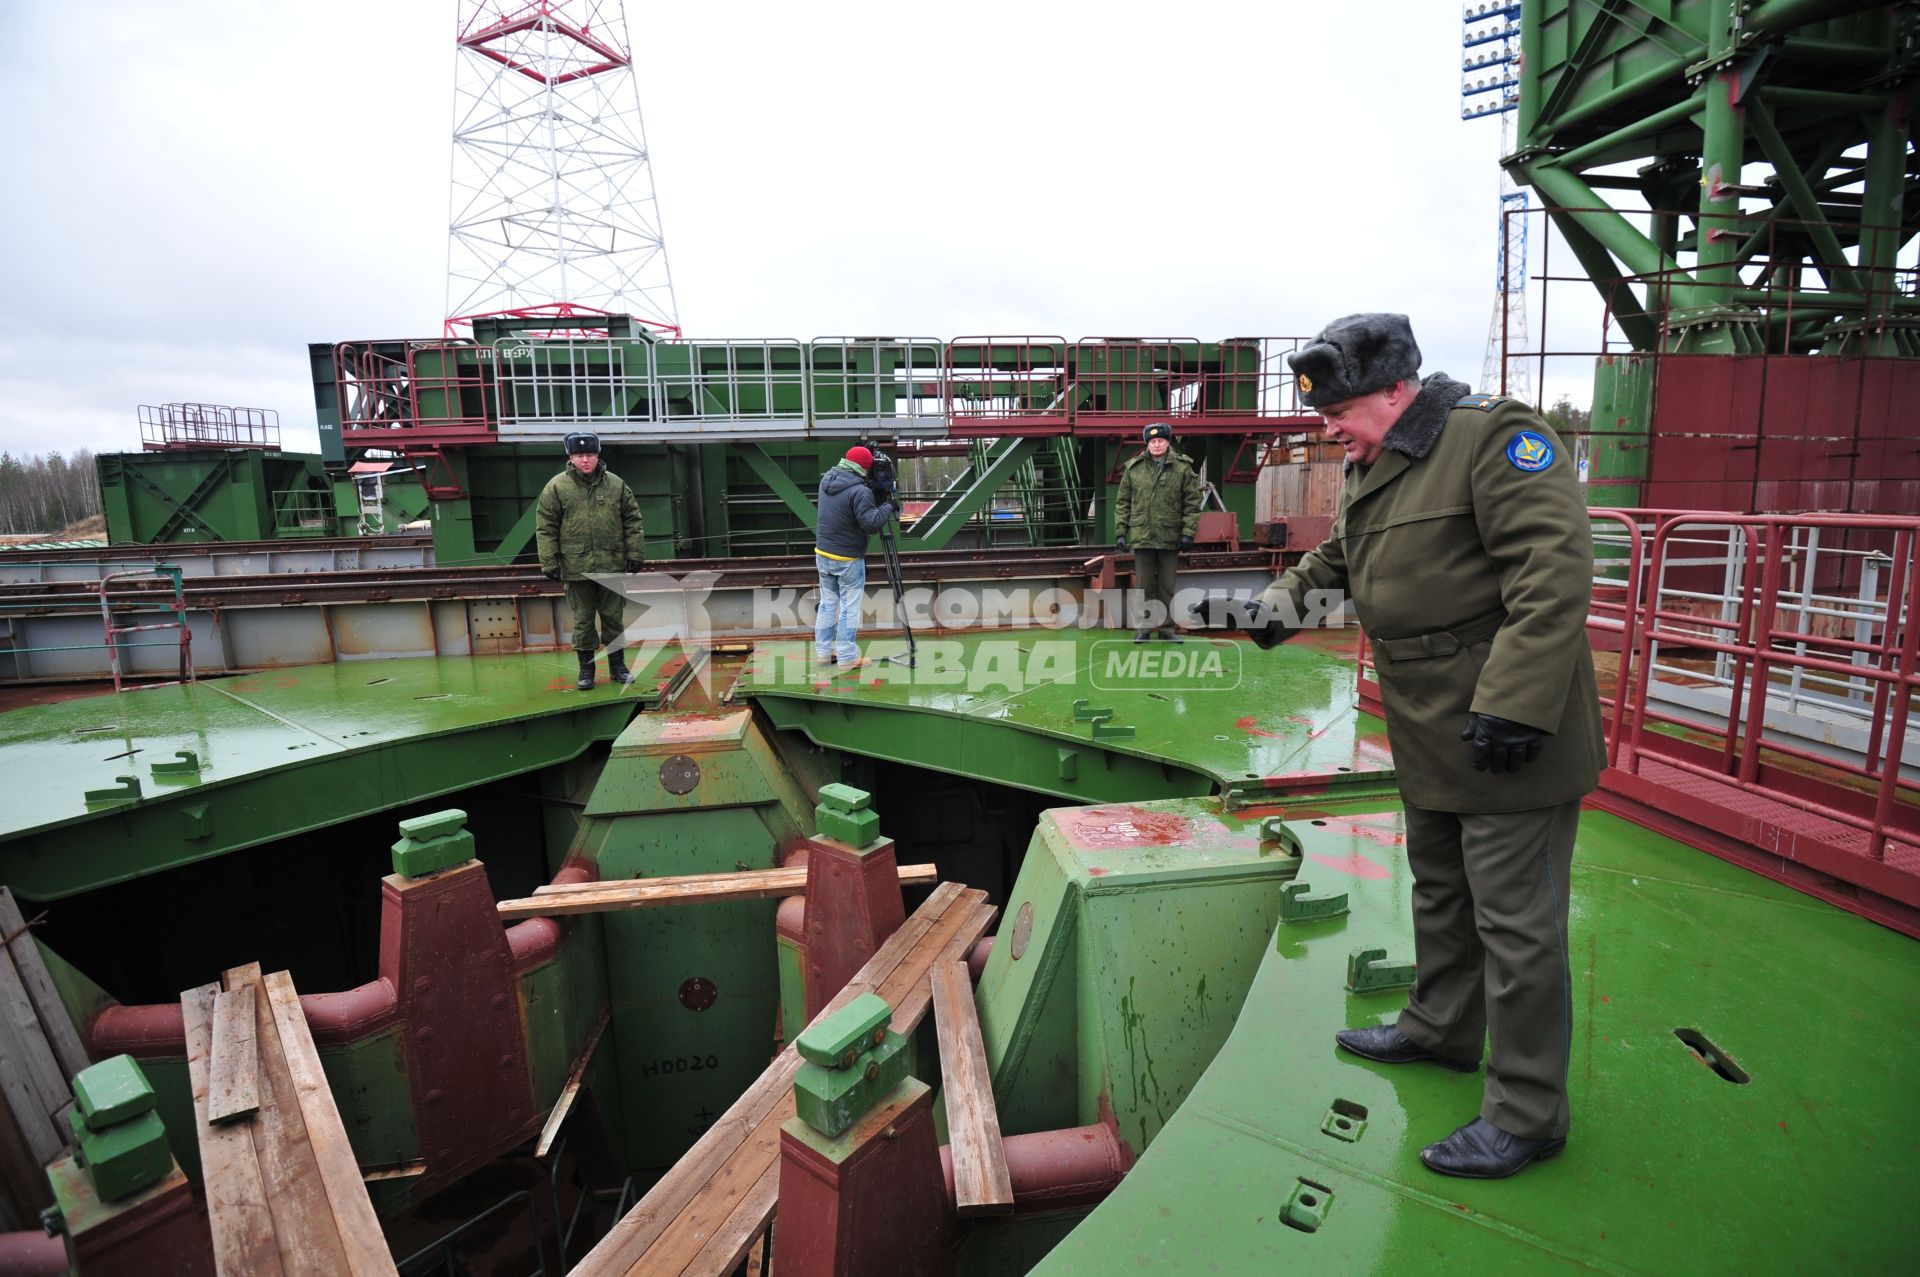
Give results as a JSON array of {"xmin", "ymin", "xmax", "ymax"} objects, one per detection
[
  {"xmin": 1178, "ymin": 534, "xmax": 1194, "ymax": 548},
  {"xmin": 1203, "ymin": 597, "xmax": 1297, "ymax": 649},
  {"xmin": 1115, "ymin": 535, "xmax": 1129, "ymax": 551},
  {"xmin": 542, "ymin": 566, "xmax": 560, "ymax": 581},
  {"xmin": 624, "ymin": 559, "xmax": 642, "ymax": 573},
  {"xmin": 1247, "ymin": 623, "xmax": 1299, "ymax": 650},
  {"xmin": 1460, "ymin": 712, "xmax": 1545, "ymax": 774}
]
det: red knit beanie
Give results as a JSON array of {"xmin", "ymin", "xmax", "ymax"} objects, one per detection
[{"xmin": 845, "ymin": 446, "xmax": 874, "ymax": 469}]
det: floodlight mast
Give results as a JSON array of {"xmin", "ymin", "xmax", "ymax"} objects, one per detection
[
  {"xmin": 445, "ymin": 1, "xmax": 681, "ymax": 338},
  {"xmin": 1461, "ymin": 2, "xmax": 1531, "ymax": 404}
]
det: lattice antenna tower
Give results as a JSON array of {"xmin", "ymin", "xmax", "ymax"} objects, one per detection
[
  {"xmin": 445, "ymin": 1, "xmax": 680, "ymax": 334},
  {"xmin": 1461, "ymin": 2, "xmax": 1531, "ymax": 405}
]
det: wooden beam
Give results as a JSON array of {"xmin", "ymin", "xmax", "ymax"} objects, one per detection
[
  {"xmin": 0, "ymin": 1061, "xmax": 54, "ymax": 1220},
  {"xmin": 0, "ymin": 1054, "xmax": 60, "ymax": 1168},
  {"xmin": 0, "ymin": 889, "xmax": 89, "ymax": 1080},
  {"xmin": 498, "ymin": 863, "xmax": 939, "ymax": 920},
  {"xmin": 222, "ymin": 964, "xmax": 349, "ymax": 1277},
  {"xmin": 617, "ymin": 894, "xmax": 999, "ymax": 1277},
  {"xmin": 207, "ymin": 987, "xmax": 261, "ymax": 1125},
  {"xmin": 571, "ymin": 881, "xmax": 968, "ymax": 1276},
  {"xmin": 0, "ymin": 943, "xmax": 68, "ymax": 1151},
  {"xmin": 260, "ymin": 972, "xmax": 398, "ymax": 1277},
  {"xmin": 931, "ymin": 961, "xmax": 1013, "ymax": 1216},
  {"xmin": 184, "ymin": 983, "xmax": 284, "ymax": 1277},
  {"xmin": 535, "ymin": 1009, "xmax": 609, "ymax": 1159}
]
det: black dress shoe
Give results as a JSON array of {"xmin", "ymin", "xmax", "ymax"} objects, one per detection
[
  {"xmin": 1420, "ymin": 1117, "xmax": 1565, "ymax": 1179},
  {"xmin": 1333, "ymin": 1025, "xmax": 1479, "ymax": 1073}
]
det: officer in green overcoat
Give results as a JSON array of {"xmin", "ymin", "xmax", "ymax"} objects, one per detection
[
  {"xmin": 1242, "ymin": 313, "xmax": 1604, "ymax": 1179},
  {"xmin": 1113, "ymin": 422, "xmax": 1205, "ymax": 641},
  {"xmin": 535, "ymin": 431, "xmax": 645, "ymax": 690}
]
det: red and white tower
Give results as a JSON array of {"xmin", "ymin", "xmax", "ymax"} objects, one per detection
[{"xmin": 445, "ymin": 1, "xmax": 680, "ymax": 334}]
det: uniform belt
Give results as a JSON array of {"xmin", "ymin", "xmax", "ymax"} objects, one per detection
[{"xmin": 1371, "ymin": 610, "xmax": 1507, "ymax": 663}]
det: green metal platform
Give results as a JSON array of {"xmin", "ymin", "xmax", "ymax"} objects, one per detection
[
  {"xmin": 0, "ymin": 653, "xmax": 667, "ymax": 900},
  {"xmin": 1030, "ymin": 804, "xmax": 1920, "ymax": 1273},
  {"xmin": 741, "ymin": 628, "xmax": 1397, "ymax": 804}
]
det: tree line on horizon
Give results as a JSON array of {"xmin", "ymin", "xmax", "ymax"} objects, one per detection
[{"xmin": 0, "ymin": 450, "xmax": 103, "ymax": 535}]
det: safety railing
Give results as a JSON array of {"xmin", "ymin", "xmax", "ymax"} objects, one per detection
[
  {"xmin": 809, "ymin": 337, "xmax": 947, "ymax": 434},
  {"xmin": 1591, "ymin": 511, "xmax": 1920, "ymax": 929},
  {"xmin": 138, "ymin": 404, "xmax": 281, "ymax": 452},
  {"xmin": 328, "ymin": 334, "xmax": 1330, "ymax": 443},
  {"xmin": 333, "ymin": 340, "xmax": 498, "ymax": 445},
  {"xmin": 99, "ymin": 565, "xmax": 195, "ymax": 693},
  {"xmin": 945, "ymin": 337, "xmax": 1074, "ymax": 433},
  {"xmin": 272, "ymin": 489, "xmax": 336, "ymax": 537},
  {"xmin": 1358, "ymin": 509, "xmax": 1920, "ymax": 924},
  {"xmin": 492, "ymin": 335, "xmax": 653, "ymax": 430},
  {"xmin": 650, "ymin": 339, "xmax": 810, "ymax": 432}
]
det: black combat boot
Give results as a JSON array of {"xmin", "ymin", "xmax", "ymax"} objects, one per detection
[
  {"xmin": 575, "ymin": 650, "xmax": 596, "ymax": 690},
  {"xmin": 606, "ymin": 649, "xmax": 636, "ymax": 684}
]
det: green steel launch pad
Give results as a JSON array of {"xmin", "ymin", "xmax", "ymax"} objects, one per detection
[
  {"xmin": 0, "ymin": 652, "xmax": 670, "ymax": 899},
  {"xmin": 1028, "ymin": 805, "xmax": 1920, "ymax": 1274},
  {"xmin": 740, "ymin": 628, "xmax": 1397, "ymax": 805}
]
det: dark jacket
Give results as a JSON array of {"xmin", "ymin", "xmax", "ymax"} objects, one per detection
[
  {"xmin": 535, "ymin": 464, "xmax": 644, "ymax": 580},
  {"xmin": 815, "ymin": 462, "xmax": 893, "ymax": 560},
  {"xmin": 1256, "ymin": 379, "xmax": 1604, "ymax": 812},
  {"xmin": 1114, "ymin": 450, "xmax": 1204, "ymax": 550}
]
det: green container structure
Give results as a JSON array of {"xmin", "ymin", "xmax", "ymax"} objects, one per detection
[{"xmin": 97, "ymin": 450, "xmax": 338, "ymax": 544}]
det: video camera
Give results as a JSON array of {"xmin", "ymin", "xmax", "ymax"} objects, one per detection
[{"xmin": 865, "ymin": 447, "xmax": 898, "ymax": 501}]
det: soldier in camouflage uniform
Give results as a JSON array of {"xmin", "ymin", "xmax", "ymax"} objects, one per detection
[
  {"xmin": 1113, "ymin": 422, "xmax": 1205, "ymax": 641},
  {"xmin": 536, "ymin": 431, "xmax": 645, "ymax": 690},
  {"xmin": 1243, "ymin": 314, "xmax": 1604, "ymax": 1180}
]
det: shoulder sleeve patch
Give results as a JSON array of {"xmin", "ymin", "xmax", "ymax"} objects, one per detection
[{"xmin": 1504, "ymin": 430, "xmax": 1556, "ymax": 472}]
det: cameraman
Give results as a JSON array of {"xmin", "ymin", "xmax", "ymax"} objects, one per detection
[{"xmin": 813, "ymin": 445, "xmax": 896, "ymax": 672}]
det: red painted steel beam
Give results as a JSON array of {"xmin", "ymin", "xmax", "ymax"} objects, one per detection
[{"xmin": 1588, "ymin": 779, "xmax": 1920, "ymax": 939}]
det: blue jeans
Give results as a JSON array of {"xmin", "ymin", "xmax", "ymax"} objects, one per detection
[{"xmin": 815, "ymin": 554, "xmax": 866, "ymax": 662}]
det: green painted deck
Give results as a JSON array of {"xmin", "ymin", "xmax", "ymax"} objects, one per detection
[
  {"xmin": 1033, "ymin": 804, "xmax": 1920, "ymax": 1274},
  {"xmin": 740, "ymin": 629, "xmax": 1395, "ymax": 802},
  {"xmin": 0, "ymin": 653, "xmax": 670, "ymax": 899}
]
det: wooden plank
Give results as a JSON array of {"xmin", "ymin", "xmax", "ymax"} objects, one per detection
[
  {"xmin": 535, "ymin": 1008, "xmax": 609, "ymax": 1159},
  {"xmin": 0, "ymin": 889, "xmax": 89, "ymax": 1080},
  {"xmin": 0, "ymin": 1053, "xmax": 60, "ymax": 1168},
  {"xmin": 637, "ymin": 1108, "xmax": 788, "ymax": 1277},
  {"xmin": 208, "ymin": 987, "xmax": 261, "ymax": 1125},
  {"xmin": 260, "ymin": 971, "xmax": 398, "ymax": 1277},
  {"xmin": 358, "ymin": 1161, "xmax": 426, "ymax": 1183},
  {"xmin": 501, "ymin": 863, "xmax": 940, "ymax": 920},
  {"xmin": 632, "ymin": 892, "xmax": 998, "ymax": 1277},
  {"xmin": 0, "ymin": 1052, "xmax": 57, "ymax": 1218},
  {"xmin": 931, "ymin": 960, "xmax": 1013, "ymax": 1217},
  {"xmin": 184, "ymin": 983, "xmax": 284, "ymax": 1277},
  {"xmin": 222, "ymin": 964, "xmax": 349, "ymax": 1277},
  {"xmin": 572, "ymin": 881, "xmax": 967, "ymax": 1277},
  {"xmin": 0, "ymin": 944, "xmax": 69, "ymax": 1129}
]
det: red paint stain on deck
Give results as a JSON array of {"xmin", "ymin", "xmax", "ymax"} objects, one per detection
[
  {"xmin": 1087, "ymin": 867, "xmax": 1109, "ymax": 877},
  {"xmin": 1309, "ymin": 851, "xmax": 1392, "ymax": 880},
  {"xmin": 1063, "ymin": 807, "xmax": 1193, "ymax": 850},
  {"xmin": 1311, "ymin": 816, "xmax": 1407, "ymax": 850},
  {"xmin": 1235, "ymin": 716, "xmax": 1285, "ymax": 739}
]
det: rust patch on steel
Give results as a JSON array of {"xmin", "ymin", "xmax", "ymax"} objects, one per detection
[{"xmin": 1062, "ymin": 806, "xmax": 1193, "ymax": 849}]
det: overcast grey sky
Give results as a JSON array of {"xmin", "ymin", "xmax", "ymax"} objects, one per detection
[{"xmin": 0, "ymin": 0, "xmax": 1608, "ymax": 458}]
